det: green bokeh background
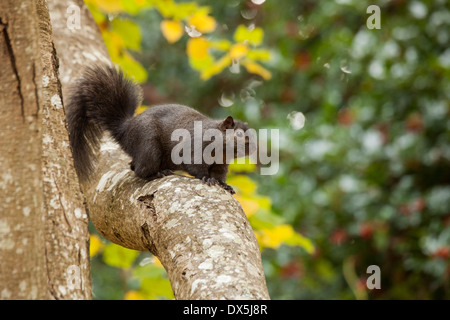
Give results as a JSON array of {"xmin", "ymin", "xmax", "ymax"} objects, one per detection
[{"xmin": 91, "ymin": 0, "xmax": 450, "ymax": 299}]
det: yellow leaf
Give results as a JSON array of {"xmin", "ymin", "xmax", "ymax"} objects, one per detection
[
  {"xmin": 259, "ymin": 224, "xmax": 294, "ymax": 249},
  {"xmin": 160, "ymin": 20, "xmax": 183, "ymax": 43},
  {"xmin": 125, "ymin": 290, "xmax": 145, "ymax": 300},
  {"xmin": 256, "ymin": 195, "xmax": 272, "ymax": 211},
  {"xmin": 84, "ymin": 1, "xmax": 107, "ymax": 24},
  {"xmin": 103, "ymin": 36, "xmax": 117, "ymax": 62},
  {"xmin": 229, "ymin": 159, "xmax": 256, "ymax": 173},
  {"xmin": 111, "ymin": 19, "xmax": 142, "ymax": 51},
  {"xmin": 189, "ymin": 56, "xmax": 214, "ymax": 73},
  {"xmin": 188, "ymin": 12, "xmax": 216, "ymax": 33},
  {"xmin": 228, "ymin": 175, "xmax": 257, "ymax": 194},
  {"xmin": 234, "ymin": 25, "xmax": 264, "ymax": 46},
  {"xmin": 153, "ymin": 257, "xmax": 163, "ymax": 268},
  {"xmin": 256, "ymin": 224, "xmax": 315, "ymax": 253},
  {"xmin": 209, "ymin": 39, "xmax": 231, "ymax": 51},
  {"xmin": 102, "ymin": 29, "xmax": 125, "ymax": 62},
  {"xmin": 247, "ymin": 49, "xmax": 271, "ymax": 61},
  {"xmin": 200, "ymin": 54, "xmax": 232, "ymax": 80},
  {"xmin": 241, "ymin": 59, "xmax": 272, "ymax": 80},
  {"xmin": 115, "ymin": 52, "xmax": 148, "ymax": 83},
  {"xmin": 121, "ymin": 0, "xmax": 152, "ymax": 14},
  {"xmin": 89, "ymin": 234, "xmax": 103, "ymax": 257},
  {"xmin": 287, "ymin": 232, "xmax": 315, "ymax": 254},
  {"xmin": 187, "ymin": 37, "xmax": 209, "ymax": 60},
  {"xmin": 110, "ymin": 31, "xmax": 125, "ymax": 49},
  {"xmin": 87, "ymin": 0, "xmax": 124, "ymax": 13},
  {"xmin": 155, "ymin": 0, "xmax": 177, "ymax": 18},
  {"xmin": 234, "ymin": 194, "xmax": 259, "ymax": 217},
  {"xmin": 103, "ymin": 243, "xmax": 139, "ymax": 269},
  {"xmin": 135, "ymin": 105, "xmax": 149, "ymax": 115},
  {"xmin": 172, "ymin": 2, "xmax": 199, "ymax": 20},
  {"xmin": 229, "ymin": 43, "xmax": 249, "ymax": 60}
]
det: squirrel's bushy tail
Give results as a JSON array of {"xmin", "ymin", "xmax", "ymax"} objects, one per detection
[{"xmin": 66, "ymin": 65, "xmax": 142, "ymax": 181}]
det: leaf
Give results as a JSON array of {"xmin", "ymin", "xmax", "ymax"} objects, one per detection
[
  {"xmin": 256, "ymin": 224, "xmax": 315, "ymax": 253},
  {"xmin": 241, "ymin": 59, "xmax": 272, "ymax": 80},
  {"xmin": 111, "ymin": 19, "xmax": 142, "ymax": 51},
  {"xmin": 200, "ymin": 54, "xmax": 232, "ymax": 80},
  {"xmin": 255, "ymin": 225, "xmax": 293, "ymax": 249},
  {"xmin": 172, "ymin": 2, "xmax": 200, "ymax": 20},
  {"xmin": 102, "ymin": 30, "xmax": 123, "ymax": 62},
  {"xmin": 229, "ymin": 43, "xmax": 249, "ymax": 60},
  {"xmin": 84, "ymin": 1, "xmax": 107, "ymax": 25},
  {"xmin": 189, "ymin": 56, "xmax": 215, "ymax": 72},
  {"xmin": 234, "ymin": 194, "xmax": 260, "ymax": 217},
  {"xmin": 209, "ymin": 39, "xmax": 232, "ymax": 51},
  {"xmin": 116, "ymin": 52, "xmax": 148, "ymax": 83},
  {"xmin": 133, "ymin": 263, "xmax": 166, "ymax": 279},
  {"xmin": 247, "ymin": 49, "xmax": 271, "ymax": 61},
  {"xmin": 124, "ymin": 290, "xmax": 145, "ymax": 300},
  {"xmin": 103, "ymin": 243, "xmax": 139, "ymax": 269},
  {"xmin": 229, "ymin": 159, "xmax": 257, "ymax": 173},
  {"xmin": 153, "ymin": 256, "xmax": 163, "ymax": 267},
  {"xmin": 120, "ymin": 0, "xmax": 152, "ymax": 14},
  {"xmin": 136, "ymin": 105, "xmax": 149, "ymax": 115},
  {"xmin": 234, "ymin": 25, "xmax": 264, "ymax": 46},
  {"xmin": 155, "ymin": 0, "xmax": 177, "ymax": 18},
  {"xmin": 160, "ymin": 20, "xmax": 184, "ymax": 43},
  {"xmin": 186, "ymin": 37, "xmax": 209, "ymax": 60},
  {"xmin": 188, "ymin": 11, "xmax": 216, "ymax": 33},
  {"xmin": 156, "ymin": 0, "xmax": 198, "ymax": 20},
  {"xmin": 141, "ymin": 277, "xmax": 174, "ymax": 300},
  {"xmin": 86, "ymin": 0, "xmax": 124, "ymax": 13},
  {"xmin": 89, "ymin": 234, "xmax": 104, "ymax": 257},
  {"xmin": 248, "ymin": 208, "xmax": 284, "ymax": 230},
  {"xmin": 284, "ymin": 231, "xmax": 315, "ymax": 254},
  {"xmin": 227, "ymin": 175, "xmax": 257, "ymax": 194}
]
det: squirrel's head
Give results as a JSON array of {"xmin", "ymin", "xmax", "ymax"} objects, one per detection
[{"xmin": 219, "ymin": 116, "xmax": 256, "ymax": 159}]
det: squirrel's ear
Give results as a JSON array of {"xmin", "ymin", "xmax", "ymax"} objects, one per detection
[{"xmin": 221, "ymin": 116, "xmax": 235, "ymax": 130}]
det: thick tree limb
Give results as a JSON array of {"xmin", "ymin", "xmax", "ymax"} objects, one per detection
[
  {"xmin": 0, "ymin": 0, "xmax": 90, "ymax": 299},
  {"xmin": 48, "ymin": 0, "xmax": 270, "ymax": 299},
  {"xmin": 87, "ymin": 141, "xmax": 269, "ymax": 299}
]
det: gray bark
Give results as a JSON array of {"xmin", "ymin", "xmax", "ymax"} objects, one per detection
[
  {"xmin": 0, "ymin": 0, "xmax": 91, "ymax": 299},
  {"xmin": 47, "ymin": 0, "xmax": 270, "ymax": 300}
]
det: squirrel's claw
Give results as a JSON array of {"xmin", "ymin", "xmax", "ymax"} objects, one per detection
[
  {"xmin": 201, "ymin": 176, "xmax": 235, "ymax": 194},
  {"xmin": 201, "ymin": 176, "xmax": 218, "ymax": 186},
  {"xmin": 219, "ymin": 182, "xmax": 235, "ymax": 195}
]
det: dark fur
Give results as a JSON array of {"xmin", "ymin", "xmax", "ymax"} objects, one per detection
[
  {"xmin": 66, "ymin": 65, "xmax": 252, "ymax": 193},
  {"xmin": 66, "ymin": 65, "xmax": 141, "ymax": 180}
]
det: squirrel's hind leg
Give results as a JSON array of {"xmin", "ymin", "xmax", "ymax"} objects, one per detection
[{"xmin": 131, "ymin": 142, "xmax": 164, "ymax": 180}]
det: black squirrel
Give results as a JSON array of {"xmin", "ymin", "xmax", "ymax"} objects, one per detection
[{"xmin": 66, "ymin": 64, "xmax": 254, "ymax": 194}]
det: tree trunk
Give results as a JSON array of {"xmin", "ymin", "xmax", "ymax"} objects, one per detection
[
  {"xmin": 0, "ymin": 0, "xmax": 91, "ymax": 299},
  {"xmin": 12, "ymin": 0, "xmax": 268, "ymax": 300}
]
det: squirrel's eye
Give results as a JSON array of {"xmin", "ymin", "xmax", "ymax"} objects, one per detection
[{"xmin": 235, "ymin": 130, "xmax": 244, "ymax": 137}]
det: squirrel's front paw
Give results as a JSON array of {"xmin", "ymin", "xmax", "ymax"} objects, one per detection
[
  {"xmin": 201, "ymin": 177, "xmax": 235, "ymax": 194},
  {"xmin": 218, "ymin": 181, "xmax": 235, "ymax": 195},
  {"xmin": 201, "ymin": 176, "xmax": 218, "ymax": 186},
  {"xmin": 160, "ymin": 169, "xmax": 173, "ymax": 176},
  {"xmin": 154, "ymin": 170, "xmax": 174, "ymax": 178}
]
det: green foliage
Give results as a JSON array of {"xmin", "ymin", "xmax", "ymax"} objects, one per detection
[
  {"xmin": 103, "ymin": 243, "xmax": 139, "ymax": 269},
  {"xmin": 90, "ymin": 234, "xmax": 174, "ymax": 300},
  {"xmin": 87, "ymin": 0, "xmax": 450, "ymax": 300}
]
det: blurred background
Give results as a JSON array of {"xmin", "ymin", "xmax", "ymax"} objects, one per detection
[{"xmin": 85, "ymin": 0, "xmax": 450, "ymax": 299}]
